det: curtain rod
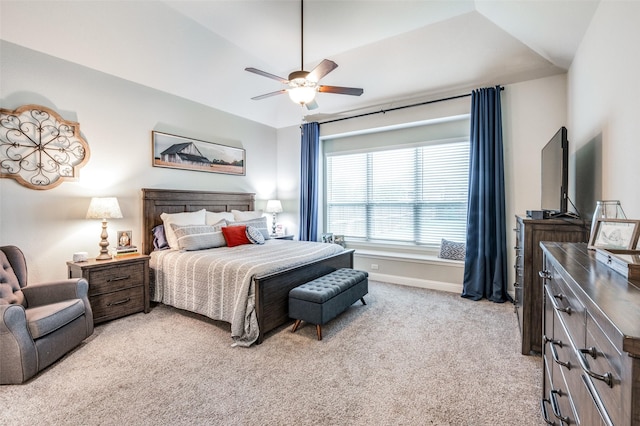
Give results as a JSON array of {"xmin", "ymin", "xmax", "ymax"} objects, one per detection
[{"xmin": 318, "ymin": 86, "xmax": 503, "ymax": 125}]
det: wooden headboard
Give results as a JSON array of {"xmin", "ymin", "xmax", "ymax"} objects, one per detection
[{"xmin": 141, "ymin": 188, "xmax": 255, "ymax": 255}]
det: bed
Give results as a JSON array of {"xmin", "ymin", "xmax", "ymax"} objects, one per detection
[{"xmin": 142, "ymin": 188, "xmax": 354, "ymax": 345}]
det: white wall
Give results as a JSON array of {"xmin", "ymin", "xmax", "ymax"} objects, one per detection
[
  {"xmin": 568, "ymin": 0, "xmax": 640, "ymax": 220},
  {"xmin": 0, "ymin": 42, "xmax": 277, "ymax": 282}
]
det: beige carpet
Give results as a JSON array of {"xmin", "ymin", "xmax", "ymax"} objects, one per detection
[{"xmin": 0, "ymin": 281, "xmax": 544, "ymax": 425}]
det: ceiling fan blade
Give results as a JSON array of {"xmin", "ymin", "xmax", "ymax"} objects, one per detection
[
  {"xmin": 318, "ymin": 85, "xmax": 364, "ymax": 96},
  {"xmin": 307, "ymin": 59, "xmax": 338, "ymax": 82},
  {"xmin": 245, "ymin": 67, "xmax": 288, "ymax": 84},
  {"xmin": 305, "ymin": 100, "xmax": 319, "ymax": 110},
  {"xmin": 251, "ymin": 90, "xmax": 287, "ymax": 100}
]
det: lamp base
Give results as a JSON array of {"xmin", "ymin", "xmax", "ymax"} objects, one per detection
[{"xmin": 96, "ymin": 219, "xmax": 112, "ymax": 260}]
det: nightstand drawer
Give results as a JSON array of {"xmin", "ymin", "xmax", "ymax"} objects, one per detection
[
  {"xmin": 90, "ymin": 286, "xmax": 144, "ymax": 323},
  {"xmin": 87, "ymin": 263, "xmax": 145, "ymax": 295}
]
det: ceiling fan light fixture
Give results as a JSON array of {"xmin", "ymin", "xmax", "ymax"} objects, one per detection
[
  {"xmin": 288, "ymin": 86, "xmax": 317, "ymax": 105},
  {"xmin": 287, "ymin": 78, "xmax": 317, "ymax": 105}
]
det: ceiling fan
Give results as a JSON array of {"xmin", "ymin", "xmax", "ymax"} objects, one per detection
[{"xmin": 245, "ymin": 0, "xmax": 363, "ymax": 110}]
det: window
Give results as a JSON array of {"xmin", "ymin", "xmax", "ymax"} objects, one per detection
[{"xmin": 325, "ymin": 139, "xmax": 469, "ymax": 246}]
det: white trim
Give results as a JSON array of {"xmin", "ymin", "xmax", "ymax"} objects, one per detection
[
  {"xmin": 368, "ymin": 272, "xmax": 462, "ymax": 294},
  {"xmin": 354, "ymin": 249, "xmax": 464, "ymax": 268},
  {"xmin": 324, "ymin": 136, "xmax": 469, "ymax": 157},
  {"xmin": 320, "ymin": 114, "xmax": 471, "ymax": 140},
  {"xmin": 368, "ymin": 272, "xmax": 517, "ymax": 301}
]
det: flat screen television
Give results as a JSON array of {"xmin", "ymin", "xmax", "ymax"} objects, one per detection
[{"xmin": 541, "ymin": 126, "xmax": 568, "ymax": 214}]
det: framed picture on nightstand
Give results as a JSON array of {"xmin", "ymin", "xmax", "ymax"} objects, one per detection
[{"xmin": 117, "ymin": 230, "xmax": 133, "ymax": 249}]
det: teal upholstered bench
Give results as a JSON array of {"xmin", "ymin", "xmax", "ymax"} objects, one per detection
[{"xmin": 289, "ymin": 268, "xmax": 368, "ymax": 340}]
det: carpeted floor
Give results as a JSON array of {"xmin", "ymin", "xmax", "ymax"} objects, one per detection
[{"xmin": 0, "ymin": 281, "xmax": 544, "ymax": 425}]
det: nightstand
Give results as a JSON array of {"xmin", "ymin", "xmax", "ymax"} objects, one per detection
[
  {"xmin": 67, "ymin": 254, "xmax": 150, "ymax": 324},
  {"xmin": 272, "ymin": 234, "xmax": 294, "ymax": 240}
]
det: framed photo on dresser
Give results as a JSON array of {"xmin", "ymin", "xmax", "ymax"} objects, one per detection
[{"xmin": 588, "ymin": 218, "xmax": 640, "ymax": 250}]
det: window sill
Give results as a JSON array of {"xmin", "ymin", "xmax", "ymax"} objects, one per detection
[{"xmin": 353, "ymin": 248, "xmax": 464, "ymax": 267}]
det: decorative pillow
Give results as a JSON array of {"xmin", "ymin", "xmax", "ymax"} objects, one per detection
[
  {"xmin": 231, "ymin": 209, "xmax": 264, "ymax": 221},
  {"xmin": 160, "ymin": 209, "xmax": 206, "ymax": 249},
  {"xmin": 171, "ymin": 224, "xmax": 227, "ymax": 251},
  {"xmin": 439, "ymin": 239, "xmax": 466, "ymax": 261},
  {"xmin": 221, "ymin": 225, "xmax": 251, "ymax": 247},
  {"xmin": 206, "ymin": 211, "xmax": 234, "ymax": 225},
  {"xmin": 227, "ymin": 217, "xmax": 270, "ymax": 239},
  {"xmin": 152, "ymin": 224, "xmax": 169, "ymax": 250},
  {"xmin": 245, "ymin": 225, "xmax": 265, "ymax": 245},
  {"xmin": 209, "ymin": 219, "xmax": 228, "ymax": 231}
]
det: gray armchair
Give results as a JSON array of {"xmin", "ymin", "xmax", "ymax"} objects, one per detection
[{"xmin": 0, "ymin": 245, "xmax": 93, "ymax": 384}]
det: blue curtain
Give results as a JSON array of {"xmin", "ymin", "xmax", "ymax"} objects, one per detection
[
  {"xmin": 298, "ymin": 122, "xmax": 320, "ymax": 241},
  {"xmin": 461, "ymin": 86, "xmax": 510, "ymax": 303}
]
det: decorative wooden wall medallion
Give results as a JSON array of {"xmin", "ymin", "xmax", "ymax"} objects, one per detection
[{"xmin": 0, "ymin": 104, "xmax": 90, "ymax": 190}]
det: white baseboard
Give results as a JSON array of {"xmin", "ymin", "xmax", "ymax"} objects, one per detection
[
  {"xmin": 366, "ymin": 272, "xmax": 517, "ymax": 301},
  {"xmin": 367, "ymin": 272, "xmax": 462, "ymax": 294}
]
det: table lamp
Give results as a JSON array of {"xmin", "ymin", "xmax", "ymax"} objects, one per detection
[
  {"xmin": 86, "ymin": 197, "xmax": 123, "ymax": 260},
  {"xmin": 265, "ymin": 199, "xmax": 283, "ymax": 236}
]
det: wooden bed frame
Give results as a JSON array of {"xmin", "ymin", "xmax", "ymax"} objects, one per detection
[{"xmin": 142, "ymin": 188, "xmax": 354, "ymax": 344}]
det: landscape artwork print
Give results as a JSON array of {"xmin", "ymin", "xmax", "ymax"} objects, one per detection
[{"xmin": 152, "ymin": 131, "xmax": 245, "ymax": 176}]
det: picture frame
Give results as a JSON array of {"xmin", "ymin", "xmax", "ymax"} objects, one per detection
[
  {"xmin": 588, "ymin": 219, "xmax": 640, "ymax": 250},
  {"xmin": 333, "ymin": 235, "xmax": 345, "ymax": 247},
  {"xmin": 117, "ymin": 230, "xmax": 133, "ymax": 250},
  {"xmin": 321, "ymin": 233, "xmax": 334, "ymax": 244},
  {"xmin": 152, "ymin": 131, "xmax": 245, "ymax": 176}
]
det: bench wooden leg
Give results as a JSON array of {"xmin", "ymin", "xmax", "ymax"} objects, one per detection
[
  {"xmin": 292, "ymin": 319, "xmax": 302, "ymax": 333},
  {"xmin": 316, "ymin": 324, "xmax": 322, "ymax": 341},
  {"xmin": 360, "ymin": 297, "xmax": 367, "ymax": 305}
]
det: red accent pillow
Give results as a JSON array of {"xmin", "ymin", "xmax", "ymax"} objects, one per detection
[{"xmin": 221, "ymin": 225, "xmax": 251, "ymax": 247}]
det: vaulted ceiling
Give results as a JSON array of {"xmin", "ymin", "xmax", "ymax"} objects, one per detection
[{"xmin": 0, "ymin": 0, "xmax": 600, "ymax": 128}]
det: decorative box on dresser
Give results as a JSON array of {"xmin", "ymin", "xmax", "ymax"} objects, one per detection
[
  {"xmin": 67, "ymin": 255, "xmax": 150, "ymax": 324},
  {"xmin": 540, "ymin": 242, "xmax": 640, "ymax": 426},
  {"xmin": 515, "ymin": 215, "xmax": 589, "ymax": 355}
]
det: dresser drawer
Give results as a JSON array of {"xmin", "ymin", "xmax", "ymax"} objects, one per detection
[
  {"xmin": 90, "ymin": 286, "xmax": 144, "ymax": 323},
  {"xmin": 87, "ymin": 262, "xmax": 145, "ymax": 295},
  {"xmin": 545, "ymin": 266, "xmax": 586, "ymax": 347},
  {"xmin": 579, "ymin": 312, "xmax": 624, "ymax": 425},
  {"xmin": 549, "ymin": 357, "xmax": 578, "ymax": 425}
]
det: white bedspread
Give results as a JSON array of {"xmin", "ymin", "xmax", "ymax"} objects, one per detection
[{"xmin": 150, "ymin": 239, "xmax": 344, "ymax": 346}]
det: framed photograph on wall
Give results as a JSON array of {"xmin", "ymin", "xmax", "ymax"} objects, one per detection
[
  {"xmin": 152, "ymin": 131, "xmax": 245, "ymax": 175},
  {"xmin": 588, "ymin": 219, "xmax": 640, "ymax": 250}
]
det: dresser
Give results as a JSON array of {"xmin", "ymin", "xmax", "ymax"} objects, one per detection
[
  {"xmin": 67, "ymin": 255, "xmax": 150, "ymax": 324},
  {"xmin": 540, "ymin": 242, "xmax": 640, "ymax": 425},
  {"xmin": 514, "ymin": 215, "xmax": 589, "ymax": 354}
]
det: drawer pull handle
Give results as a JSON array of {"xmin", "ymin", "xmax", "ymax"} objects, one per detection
[
  {"xmin": 107, "ymin": 297, "xmax": 131, "ymax": 307},
  {"xmin": 107, "ymin": 275, "xmax": 131, "ymax": 282},
  {"xmin": 540, "ymin": 398, "xmax": 557, "ymax": 425},
  {"xmin": 548, "ymin": 339, "xmax": 571, "ymax": 369},
  {"xmin": 549, "ymin": 389, "xmax": 570, "ymax": 424},
  {"xmin": 576, "ymin": 347, "xmax": 613, "ymax": 387},
  {"xmin": 539, "ymin": 270, "xmax": 552, "ymax": 280},
  {"xmin": 548, "ymin": 293, "xmax": 572, "ymax": 315}
]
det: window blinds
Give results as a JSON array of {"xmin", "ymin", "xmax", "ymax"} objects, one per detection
[{"xmin": 326, "ymin": 140, "xmax": 469, "ymax": 246}]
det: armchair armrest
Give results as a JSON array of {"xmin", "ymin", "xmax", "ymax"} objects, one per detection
[
  {"xmin": 0, "ymin": 304, "xmax": 37, "ymax": 384},
  {"xmin": 22, "ymin": 278, "xmax": 89, "ymax": 308}
]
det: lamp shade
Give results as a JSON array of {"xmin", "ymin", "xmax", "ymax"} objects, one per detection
[
  {"xmin": 86, "ymin": 197, "xmax": 123, "ymax": 220},
  {"xmin": 265, "ymin": 199, "xmax": 283, "ymax": 213}
]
